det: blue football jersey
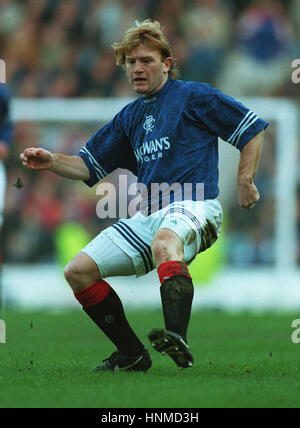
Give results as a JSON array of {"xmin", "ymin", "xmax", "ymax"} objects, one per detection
[
  {"xmin": 0, "ymin": 84, "xmax": 13, "ymax": 144},
  {"xmin": 77, "ymin": 79, "xmax": 268, "ymax": 205}
]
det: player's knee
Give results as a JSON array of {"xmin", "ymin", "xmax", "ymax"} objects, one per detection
[
  {"xmin": 64, "ymin": 253, "xmax": 101, "ymax": 292},
  {"xmin": 152, "ymin": 240, "xmax": 170, "ymax": 264},
  {"xmin": 64, "ymin": 261, "xmax": 97, "ymax": 292},
  {"xmin": 64, "ymin": 261, "xmax": 80, "ymax": 289},
  {"xmin": 152, "ymin": 229, "xmax": 184, "ymax": 266},
  {"xmin": 152, "ymin": 238, "xmax": 184, "ymax": 266}
]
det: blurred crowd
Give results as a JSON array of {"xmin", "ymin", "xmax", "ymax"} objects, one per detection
[
  {"xmin": 0, "ymin": 0, "xmax": 299, "ymax": 98},
  {"xmin": 1, "ymin": 0, "xmax": 300, "ymax": 267}
]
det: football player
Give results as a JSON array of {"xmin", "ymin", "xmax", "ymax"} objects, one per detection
[{"xmin": 20, "ymin": 20, "xmax": 268, "ymax": 372}]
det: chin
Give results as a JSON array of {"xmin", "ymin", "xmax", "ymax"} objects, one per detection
[{"xmin": 134, "ymin": 87, "xmax": 148, "ymax": 95}]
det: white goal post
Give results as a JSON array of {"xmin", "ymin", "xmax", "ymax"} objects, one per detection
[{"xmin": 11, "ymin": 97, "xmax": 299, "ymax": 271}]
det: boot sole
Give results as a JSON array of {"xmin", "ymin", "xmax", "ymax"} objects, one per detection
[{"xmin": 148, "ymin": 328, "xmax": 193, "ymax": 369}]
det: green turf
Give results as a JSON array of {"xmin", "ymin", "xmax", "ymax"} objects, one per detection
[{"xmin": 0, "ymin": 308, "xmax": 300, "ymax": 408}]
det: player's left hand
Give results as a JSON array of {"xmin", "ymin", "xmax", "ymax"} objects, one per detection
[{"xmin": 237, "ymin": 180, "xmax": 260, "ymax": 209}]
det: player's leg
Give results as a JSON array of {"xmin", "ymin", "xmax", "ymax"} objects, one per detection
[
  {"xmin": 151, "ymin": 228, "xmax": 194, "ymax": 343},
  {"xmin": 149, "ymin": 228, "xmax": 194, "ymax": 368},
  {"xmin": 64, "ymin": 234, "xmax": 151, "ymax": 371},
  {"xmin": 149, "ymin": 199, "xmax": 223, "ymax": 368}
]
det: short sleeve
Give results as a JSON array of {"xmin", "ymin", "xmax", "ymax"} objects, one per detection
[
  {"xmin": 188, "ymin": 83, "xmax": 269, "ymax": 151},
  {"xmin": 77, "ymin": 111, "xmax": 137, "ymax": 187}
]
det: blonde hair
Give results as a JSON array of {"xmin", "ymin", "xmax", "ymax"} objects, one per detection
[{"xmin": 112, "ymin": 19, "xmax": 180, "ymax": 79}]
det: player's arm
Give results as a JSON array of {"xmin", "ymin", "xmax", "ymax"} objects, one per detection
[
  {"xmin": 237, "ymin": 130, "xmax": 264, "ymax": 209},
  {"xmin": 20, "ymin": 147, "xmax": 90, "ymax": 181}
]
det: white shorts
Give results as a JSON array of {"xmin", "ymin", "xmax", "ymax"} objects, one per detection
[
  {"xmin": 0, "ymin": 161, "xmax": 6, "ymax": 227},
  {"xmin": 82, "ymin": 199, "xmax": 223, "ymax": 278}
]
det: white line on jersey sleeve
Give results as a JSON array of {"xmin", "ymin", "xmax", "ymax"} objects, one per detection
[
  {"xmin": 228, "ymin": 110, "xmax": 259, "ymax": 147},
  {"xmin": 80, "ymin": 147, "xmax": 108, "ymax": 180}
]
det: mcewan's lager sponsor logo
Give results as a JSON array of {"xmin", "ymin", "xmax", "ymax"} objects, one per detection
[{"xmin": 134, "ymin": 136, "xmax": 170, "ymax": 163}]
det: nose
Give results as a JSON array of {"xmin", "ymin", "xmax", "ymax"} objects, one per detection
[{"xmin": 134, "ymin": 61, "xmax": 144, "ymax": 73}]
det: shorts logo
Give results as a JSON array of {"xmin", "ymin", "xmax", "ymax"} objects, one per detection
[{"xmin": 143, "ymin": 115, "xmax": 155, "ymax": 135}]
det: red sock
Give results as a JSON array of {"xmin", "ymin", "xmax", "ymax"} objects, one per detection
[
  {"xmin": 157, "ymin": 261, "xmax": 192, "ymax": 285},
  {"xmin": 74, "ymin": 280, "xmax": 111, "ymax": 308}
]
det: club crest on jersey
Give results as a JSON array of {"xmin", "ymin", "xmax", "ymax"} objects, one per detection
[{"xmin": 143, "ymin": 115, "xmax": 155, "ymax": 135}]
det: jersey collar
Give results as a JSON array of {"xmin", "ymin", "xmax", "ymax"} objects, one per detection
[{"xmin": 142, "ymin": 78, "xmax": 173, "ymax": 103}]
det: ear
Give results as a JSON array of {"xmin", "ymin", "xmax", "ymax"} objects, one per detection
[{"xmin": 163, "ymin": 57, "xmax": 172, "ymax": 74}]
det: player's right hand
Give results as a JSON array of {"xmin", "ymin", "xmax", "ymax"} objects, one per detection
[{"xmin": 20, "ymin": 147, "xmax": 54, "ymax": 171}]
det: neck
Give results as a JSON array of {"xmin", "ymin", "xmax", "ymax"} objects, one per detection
[{"xmin": 142, "ymin": 75, "xmax": 169, "ymax": 97}]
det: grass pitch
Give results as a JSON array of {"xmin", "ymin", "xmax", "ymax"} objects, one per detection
[{"xmin": 0, "ymin": 308, "xmax": 300, "ymax": 408}]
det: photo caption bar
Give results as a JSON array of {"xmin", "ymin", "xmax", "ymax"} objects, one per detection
[{"xmin": 99, "ymin": 410, "xmax": 200, "ymax": 425}]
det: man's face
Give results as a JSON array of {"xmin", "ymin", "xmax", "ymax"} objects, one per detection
[{"xmin": 125, "ymin": 44, "xmax": 172, "ymax": 96}]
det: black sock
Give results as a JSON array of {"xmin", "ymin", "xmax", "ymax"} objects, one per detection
[
  {"xmin": 83, "ymin": 287, "xmax": 144, "ymax": 357},
  {"xmin": 160, "ymin": 276, "xmax": 194, "ymax": 343}
]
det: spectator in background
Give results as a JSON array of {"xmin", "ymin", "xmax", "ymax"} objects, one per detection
[
  {"xmin": 1, "ymin": 0, "xmax": 298, "ymax": 98},
  {"xmin": 0, "ymin": 0, "xmax": 298, "ymax": 268},
  {"xmin": 281, "ymin": 0, "xmax": 300, "ymax": 98},
  {"xmin": 0, "ymin": 83, "xmax": 13, "ymax": 263},
  {"xmin": 218, "ymin": 0, "xmax": 294, "ymax": 96},
  {"xmin": 180, "ymin": 0, "xmax": 232, "ymax": 83},
  {"xmin": 151, "ymin": 0, "xmax": 185, "ymax": 38},
  {"xmin": 227, "ymin": 198, "xmax": 275, "ymax": 266},
  {"xmin": 85, "ymin": 49, "xmax": 121, "ymax": 97},
  {"xmin": 290, "ymin": 0, "xmax": 300, "ymax": 41}
]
